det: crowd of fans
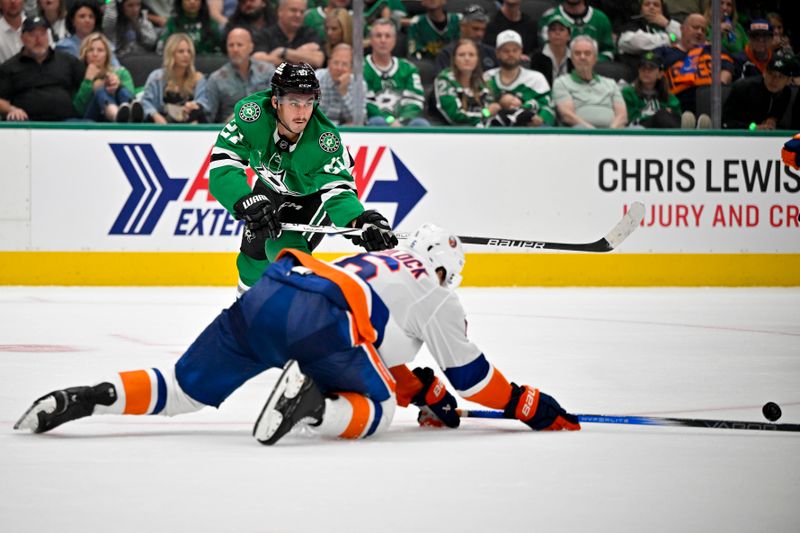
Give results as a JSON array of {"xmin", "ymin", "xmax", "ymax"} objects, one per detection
[{"xmin": 1, "ymin": 0, "xmax": 798, "ymax": 129}]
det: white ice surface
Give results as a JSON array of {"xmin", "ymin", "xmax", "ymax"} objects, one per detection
[{"xmin": 1, "ymin": 286, "xmax": 798, "ymax": 533}]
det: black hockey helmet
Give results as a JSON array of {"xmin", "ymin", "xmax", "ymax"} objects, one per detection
[{"xmin": 271, "ymin": 62, "xmax": 320, "ymax": 99}]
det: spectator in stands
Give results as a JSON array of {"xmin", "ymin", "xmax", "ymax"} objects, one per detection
[
  {"xmin": 207, "ymin": 0, "xmax": 237, "ymax": 28},
  {"xmin": 224, "ymin": 0, "xmax": 274, "ymax": 52},
  {"xmin": 552, "ymin": 35, "xmax": 626, "ymax": 128},
  {"xmin": 704, "ymin": 0, "xmax": 746, "ymax": 55},
  {"xmin": 617, "ymin": 0, "xmax": 682, "ymax": 56},
  {"xmin": 766, "ymin": 13, "xmax": 792, "ymax": 55},
  {"xmin": 655, "ymin": 13, "xmax": 734, "ymax": 123},
  {"xmin": 739, "ymin": 19, "xmax": 774, "ymax": 79},
  {"xmin": 364, "ymin": 18, "xmax": 428, "ymax": 127},
  {"xmin": 143, "ymin": 0, "xmax": 172, "ymax": 28},
  {"xmin": 723, "ymin": 54, "xmax": 797, "ymax": 130},
  {"xmin": 435, "ymin": 4, "xmax": 496, "ymax": 75},
  {"xmin": 529, "ymin": 13, "xmax": 573, "ymax": 88},
  {"xmin": 622, "ymin": 51, "xmax": 681, "ymax": 128},
  {"xmin": 73, "ymin": 32, "xmax": 138, "ymax": 122},
  {"xmin": 252, "ymin": 0, "xmax": 323, "ymax": 68},
  {"xmin": 37, "ymin": 0, "xmax": 68, "ymax": 42},
  {"xmin": 591, "ymin": 0, "xmax": 639, "ymax": 34},
  {"xmin": 315, "ymin": 42, "xmax": 365, "ymax": 125},
  {"xmin": 160, "ymin": 0, "xmax": 222, "ymax": 55},
  {"xmin": 484, "ymin": 30, "xmax": 553, "ymax": 127},
  {"xmin": 304, "ymin": 0, "xmax": 349, "ymax": 42},
  {"xmin": 539, "ymin": 0, "xmax": 614, "ymax": 62},
  {"xmin": 102, "ymin": 0, "xmax": 159, "ymax": 58},
  {"xmin": 0, "ymin": 17, "xmax": 84, "ymax": 121},
  {"xmin": 434, "ymin": 38, "xmax": 495, "ymax": 126},
  {"xmin": 407, "ymin": 0, "xmax": 459, "ymax": 61},
  {"xmin": 199, "ymin": 27, "xmax": 273, "ymax": 122},
  {"xmin": 662, "ymin": 0, "xmax": 703, "ymax": 23},
  {"xmin": 55, "ymin": 1, "xmax": 103, "ymax": 58},
  {"xmin": 322, "ymin": 7, "xmax": 351, "ymax": 60},
  {"xmin": 483, "ymin": 0, "xmax": 537, "ymax": 59},
  {"xmin": 141, "ymin": 32, "xmax": 207, "ymax": 123},
  {"xmin": 0, "ymin": 0, "xmax": 26, "ymax": 64},
  {"xmin": 363, "ymin": 0, "xmax": 406, "ymax": 35}
]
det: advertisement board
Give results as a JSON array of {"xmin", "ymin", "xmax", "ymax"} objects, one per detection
[{"xmin": 2, "ymin": 126, "xmax": 798, "ymax": 285}]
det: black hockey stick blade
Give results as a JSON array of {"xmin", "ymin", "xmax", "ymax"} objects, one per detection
[
  {"xmin": 456, "ymin": 409, "xmax": 800, "ymax": 432},
  {"xmin": 458, "ymin": 202, "xmax": 645, "ymax": 252},
  {"xmin": 281, "ymin": 202, "xmax": 645, "ymax": 253}
]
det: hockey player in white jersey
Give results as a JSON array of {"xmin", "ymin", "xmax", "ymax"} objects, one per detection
[{"xmin": 15, "ymin": 224, "xmax": 580, "ymax": 443}]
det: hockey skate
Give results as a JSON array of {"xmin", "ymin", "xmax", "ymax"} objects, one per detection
[
  {"xmin": 13, "ymin": 383, "xmax": 117, "ymax": 433},
  {"xmin": 253, "ymin": 360, "xmax": 325, "ymax": 445}
]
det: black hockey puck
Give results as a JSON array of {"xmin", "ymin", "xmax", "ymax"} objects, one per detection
[{"xmin": 762, "ymin": 402, "xmax": 782, "ymax": 422}]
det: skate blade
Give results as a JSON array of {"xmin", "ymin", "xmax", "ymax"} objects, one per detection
[
  {"xmin": 253, "ymin": 361, "xmax": 305, "ymax": 444},
  {"xmin": 13, "ymin": 396, "xmax": 56, "ymax": 432}
]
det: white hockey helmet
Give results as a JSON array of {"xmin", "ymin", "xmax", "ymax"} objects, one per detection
[{"xmin": 406, "ymin": 223, "xmax": 465, "ymax": 288}]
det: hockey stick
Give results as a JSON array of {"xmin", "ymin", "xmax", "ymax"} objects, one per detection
[
  {"xmin": 281, "ymin": 202, "xmax": 645, "ymax": 253},
  {"xmin": 456, "ymin": 409, "xmax": 800, "ymax": 433},
  {"xmin": 281, "ymin": 223, "xmax": 410, "ymax": 239}
]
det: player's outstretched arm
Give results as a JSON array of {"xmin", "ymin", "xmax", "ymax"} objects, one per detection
[{"xmin": 441, "ymin": 355, "xmax": 579, "ymax": 431}]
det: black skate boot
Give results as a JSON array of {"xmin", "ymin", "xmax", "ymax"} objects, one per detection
[
  {"xmin": 14, "ymin": 383, "xmax": 117, "ymax": 433},
  {"xmin": 253, "ymin": 360, "xmax": 325, "ymax": 445}
]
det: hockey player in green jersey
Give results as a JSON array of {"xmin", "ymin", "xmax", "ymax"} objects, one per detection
[
  {"xmin": 209, "ymin": 62, "xmax": 398, "ymax": 293},
  {"xmin": 539, "ymin": 0, "xmax": 615, "ymax": 62}
]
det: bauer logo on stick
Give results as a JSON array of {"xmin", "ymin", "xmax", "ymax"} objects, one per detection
[{"xmin": 239, "ymin": 102, "xmax": 261, "ymax": 123}]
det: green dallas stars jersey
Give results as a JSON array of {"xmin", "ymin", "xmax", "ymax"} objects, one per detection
[
  {"xmin": 209, "ymin": 89, "xmax": 364, "ymax": 228},
  {"xmin": 539, "ymin": 5, "xmax": 615, "ymax": 62},
  {"xmin": 303, "ymin": 7, "xmax": 327, "ymax": 41},
  {"xmin": 433, "ymin": 68, "xmax": 493, "ymax": 126},
  {"xmin": 407, "ymin": 12, "xmax": 461, "ymax": 59},
  {"xmin": 484, "ymin": 67, "xmax": 556, "ymax": 125},
  {"xmin": 364, "ymin": 55, "xmax": 425, "ymax": 122}
]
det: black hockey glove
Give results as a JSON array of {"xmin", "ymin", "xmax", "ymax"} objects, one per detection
[
  {"xmin": 233, "ymin": 192, "xmax": 282, "ymax": 240},
  {"xmin": 410, "ymin": 367, "xmax": 460, "ymax": 429},
  {"xmin": 348, "ymin": 210, "xmax": 398, "ymax": 252},
  {"xmin": 503, "ymin": 383, "xmax": 581, "ymax": 431}
]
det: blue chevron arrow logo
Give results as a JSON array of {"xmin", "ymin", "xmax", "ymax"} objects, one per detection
[
  {"xmin": 109, "ymin": 144, "xmax": 188, "ymax": 235},
  {"xmin": 365, "ymin": 149, "xmax": 427, "ymax": 226}
]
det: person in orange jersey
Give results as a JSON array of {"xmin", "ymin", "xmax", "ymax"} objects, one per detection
[{"xmin": 15, "ymin": 224, "xmax": 580, "ymax": 445}]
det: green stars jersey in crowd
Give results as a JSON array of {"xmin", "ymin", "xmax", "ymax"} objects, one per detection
[
  {"xmin": 484, "ymin": 68, "xmax": 556, "ymax": 125},
  {"xmin": 364, "ymin": 55, "xmax": 426, "ymax": 123},
  {"xmin": 433, "ymin": 68, "xmax": 492, "ymax": 126},
  {"xmin": 407, "ymin": 12, "xmax": 461, "ymax": 59},
  {"xmin": 539, "ymin": 5, "xmax": 614, "ymax": 62}
]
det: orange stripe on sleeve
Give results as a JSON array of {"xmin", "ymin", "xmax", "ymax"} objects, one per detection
[
  {"xmin": 277, "ymin": 249, "xmax": 376, "ymax": 344},
  {"xmin": 338, "ymin": 392, "xmax": 371, "ymax": 439},
  {"xmin": 463, "ymin": 367, "xmax": 513, "ymax": 410},
  {"xmin": 120, "ymin": 370, "xmax": 152, "ymax": 415}
]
